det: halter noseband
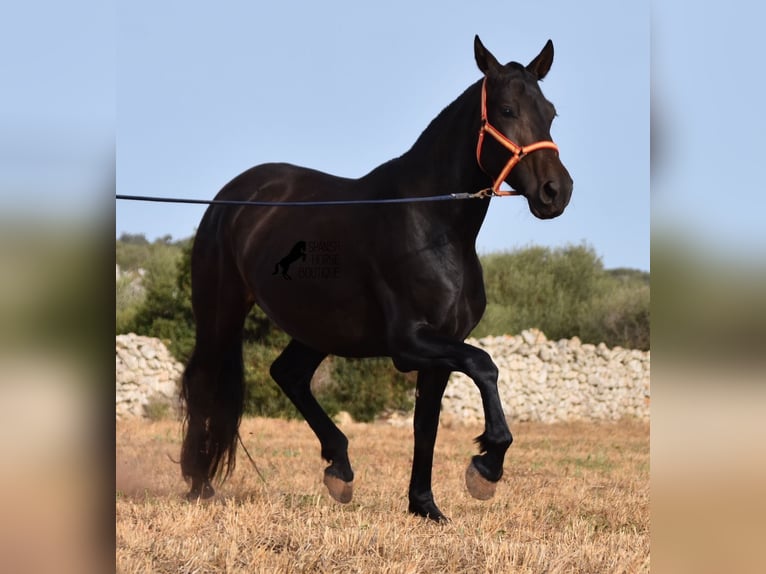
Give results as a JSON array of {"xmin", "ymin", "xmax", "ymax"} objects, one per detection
[{"xmin": 475, "ymin": 77, "xmax": 559, "ymax": 196}]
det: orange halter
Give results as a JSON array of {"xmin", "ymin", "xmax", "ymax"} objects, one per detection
[{"xmin": 475, "ymin": 77, "xmax": 559, "ymax": 196}]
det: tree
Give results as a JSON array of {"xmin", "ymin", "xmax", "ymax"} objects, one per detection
[
  {"xmin": 118, "ymin": 232, "xmax": 148, "ymax": 244},
  {"xmin": 125, "ymin": 239, "xmax": 195, "ymax": 360}
]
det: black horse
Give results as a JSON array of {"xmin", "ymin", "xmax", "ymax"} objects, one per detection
[{"xmin": 181, "ymin": 36, "xmax": 572, "ymax": 521}]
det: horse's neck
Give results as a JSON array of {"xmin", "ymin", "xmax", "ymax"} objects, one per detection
[
  {"xmin": 362, "ymin": 79, "xmax": 492, "ymax": 236},
  {"xmin": 410, "ymin": 82, "xmax": 486, "ymax": 182}
]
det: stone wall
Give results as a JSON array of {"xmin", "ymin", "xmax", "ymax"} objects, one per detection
[
  {"xmin": 116, "ymin": 333, "xmax": 183, "ymax": 419},
  {"xmin": 441, "ymin": 329, "xmax": 649, "ymax": 425},
  {"xmin": 116, "ymin": 329, "xmax": 650, "ymax": 423}
]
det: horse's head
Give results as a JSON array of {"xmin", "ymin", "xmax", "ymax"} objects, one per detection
[{"xmin": 474, "ymin": 36, "xmax": 573, "ymax": 220}]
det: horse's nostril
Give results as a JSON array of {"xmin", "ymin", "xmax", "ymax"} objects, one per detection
[{"xmin": 542, "ymin": 181, "xmax": 559, "ymax": 203}]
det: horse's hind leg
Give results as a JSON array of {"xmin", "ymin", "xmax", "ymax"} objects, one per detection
[{"xmin": 269, "ymin": 340, "xmax": 354, "ymax": 503}]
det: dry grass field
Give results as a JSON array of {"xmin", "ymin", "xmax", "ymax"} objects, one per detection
[{"xmin": 116, "ymin": 416, "xmax": 648, "ymax": 573}]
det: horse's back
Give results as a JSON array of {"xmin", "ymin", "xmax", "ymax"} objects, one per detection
[
  {"xmin": 195, "ymin": 160, "xmax": 361, "ymax": 270},
  {"xmin": 216, "ymin": 162, "xmax": 358, "ymax": 204}
]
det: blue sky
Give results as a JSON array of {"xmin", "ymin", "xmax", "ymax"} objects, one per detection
[{"xmin": 115, "ymin": 1, "xmax": 650, "ymax": 271}]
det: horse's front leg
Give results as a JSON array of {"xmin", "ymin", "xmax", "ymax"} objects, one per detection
[
  {"xmin": 464, "ymin": 362, "xmax": 513, "ymax": 501},
  {"xmin": 393, "ymin": 332, "xmax": 512, "ymax": 508},
  {"xmin": 408, "ymin": 368, "xmax": 451, "ymax": 521}
]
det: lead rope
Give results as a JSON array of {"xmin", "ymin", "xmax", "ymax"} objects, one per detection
[{"xmin": 115, "ymin": 192, "xmax": 492, "ymax": 207}]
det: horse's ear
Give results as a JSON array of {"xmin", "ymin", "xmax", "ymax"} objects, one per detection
[
  {"xmin": 526, "ymin": 39, "xmax": 554, "ymax": 80},
  {"xmin": 474, "ymin": 35, "xmax": 502, "ymax": 77}
]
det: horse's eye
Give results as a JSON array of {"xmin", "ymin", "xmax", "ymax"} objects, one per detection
[{"xmin": 500, "ymin": 106, "xmax": 515, "ymax": 118}]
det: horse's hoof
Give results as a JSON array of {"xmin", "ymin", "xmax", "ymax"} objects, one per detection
[
  {"xmin": 186, "ymin": 481, "xmax": 215, "ymax": 501},
  {"xmin": 408, "ymin": 500, "xmax": 450, "ymax": 523},
  {"xmin": 323, "ymin": 469, "xmax": 353, "ymax": 503},
  {"xmin": 465, "ymin": 460, "xmax": 497, "ymax": 500}
]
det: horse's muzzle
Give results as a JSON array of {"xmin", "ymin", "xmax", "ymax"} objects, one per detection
[{"xmin": 528, "ymin": 173, "xmax": 573, "ymax": 219}]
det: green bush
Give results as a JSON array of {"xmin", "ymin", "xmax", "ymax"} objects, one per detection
[
  {"xmin": 475, "ymin": 244, "xmax": 604, "ymax": 340},
  {"xmin": 143, "ymin": 395, "xmax": 173, "ymax": 421},
  {"xmin": 473, "ymin": 244, "xmax": 649, "ymax": 349},
  {"xmin": 584, "ymin": 283, "xmax": 650, "ymax": 350},
  {"xmin": 116, "ymin": 274, "xmax": 143, "ymax": 334},
  {"xmin": 318, "ymin": 357, "xmax": 414, "ymax": 423},
  {"xmin": 116, "ymin": 233, "xmax": 177, "ymax": 273}
]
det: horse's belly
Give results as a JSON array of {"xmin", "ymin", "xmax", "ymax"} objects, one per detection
[
  {"xmin": 259, "ymin": 293, "xmax": 387, "ymax": 357},
  {"xmin": 247, "ymin": 251, "xmax": 388, "ymax": 357}
]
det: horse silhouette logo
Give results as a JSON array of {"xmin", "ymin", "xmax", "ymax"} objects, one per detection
[{"xmin": 273, "ymin": 240, "xmax": 306, "ymax": 280}]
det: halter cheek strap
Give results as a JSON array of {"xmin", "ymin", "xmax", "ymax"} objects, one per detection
[{"xmin": 475, "ymin": 78, "xmax": 559, "ymax": 196}]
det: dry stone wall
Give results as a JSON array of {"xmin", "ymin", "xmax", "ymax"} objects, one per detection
[
  {"xmin": 441, "ymin": 329, "xmax": 649, "ymax": 425},
  {"xmin": 116, "ymin": 333, "xmax": 183, "ymax": 419},
  {"xmin": 116, "ymin": 329, "xmax": 649, "ymax": 423}
]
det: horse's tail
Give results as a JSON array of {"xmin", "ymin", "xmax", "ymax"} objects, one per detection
[
  {"xmin": 180, "ymin": 230, "xmax": 251, "ymax": 491},
  {"xmin": 180, "ymin": 334, "xmax": 245, "ymax": 485}
]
